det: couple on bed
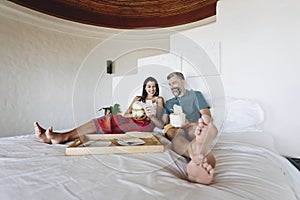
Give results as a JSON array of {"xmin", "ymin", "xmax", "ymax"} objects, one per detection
[{"xmin": 34, "ymin": 72, "xmax": 218, "ymax": 185}]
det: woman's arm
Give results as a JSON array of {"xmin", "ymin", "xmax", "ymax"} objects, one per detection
[
  {"xmin": 156, "ymin": 96, "xmax": 164, "ymax": 119},
  {"xmin": 148, "ymin": 96, "xmax": 165, "ymax": 129},
  {"xmin": 123, "ymin": 96, "xmax": 140, "ymax": 118}
]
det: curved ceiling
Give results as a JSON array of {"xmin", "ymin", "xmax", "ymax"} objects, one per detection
[{"xmin": 8, "ymin": 0, "xmax": 218, "ymax": 29}]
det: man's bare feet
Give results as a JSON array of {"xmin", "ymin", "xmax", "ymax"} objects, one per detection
[
  {"xmin": 34, "ymin": 122, "xmax": 51, "ymax": 144},
  {"xmin": 186, "ymin": 156, "xmax": 214, "ymax": 185},
  {"xmin": 186, "ymin": 118, "xmax": 218, "ymax": 184},
  {"xmin": 194, "ymin": 118, "xmax": 218, "ymax": 156}
]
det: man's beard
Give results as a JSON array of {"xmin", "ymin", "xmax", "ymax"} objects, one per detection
[{"xmin": 172, "ymin": 87, "xmax": 182, "ymax": 97}]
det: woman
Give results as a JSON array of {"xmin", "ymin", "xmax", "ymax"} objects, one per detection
[{"xmin": 34, "ymin": 77, "xmax": 164, "ymax": 144}]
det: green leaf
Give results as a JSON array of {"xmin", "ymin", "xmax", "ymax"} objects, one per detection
[{"xmin": 110, "ymin": 103, "xmax": 121, "ymax": 114}]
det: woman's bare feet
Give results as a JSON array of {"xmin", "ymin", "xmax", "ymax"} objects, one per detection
[
  {"xmin": 34, "ymin": 122, "xmax": 69, "ymax": 144},
  {"xmin": 186, "ymin": 156, "xmax": 214, "ymax": 185},
  {"xmin": 34, "ymin": 122, "xmax": 51, "ymax": 144},
  {"xmin": 45, "ymin": 127, "xmax": 68, "ymax": 144}
]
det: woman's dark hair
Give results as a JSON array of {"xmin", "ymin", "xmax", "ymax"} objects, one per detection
[{"xmin": 140, "ymin": 77, "xmax": 159, "ymax": 102}]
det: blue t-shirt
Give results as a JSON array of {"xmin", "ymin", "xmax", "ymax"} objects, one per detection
[{"xmin": 164, "ymin": 90, "xmax": 209, "ymax": 123}]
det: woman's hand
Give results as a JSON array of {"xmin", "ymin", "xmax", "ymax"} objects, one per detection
[{"xmin": 145, "ymin": 105, "xmax": 155, "ymax": 117}]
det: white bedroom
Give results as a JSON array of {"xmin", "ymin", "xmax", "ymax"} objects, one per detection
[{"xmin": 0, "ymin": 0, "xmax": 299, "ymax": 199}]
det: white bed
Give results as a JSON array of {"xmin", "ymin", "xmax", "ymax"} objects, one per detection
[
  {"xmin": 0, "ymin": 132, "xmax": 299, "ymax": 200},
  {"xmin": 1, "ymin": 98, "xmax": 300, "ymax": 199}
]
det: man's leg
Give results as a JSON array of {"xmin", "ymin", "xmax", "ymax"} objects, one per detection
[
  {"xmin": 186, "ymin": 120, "xmax": 217, "ymax": 165},
  {"xmin": 166, "ymin": 123, "xmax": 217, "ymax": 165},
  {"xmin": 34, "ymin": 121, "xmax": 96, "ymax": 144},
  {"xmin": 186, "ymin": 118, "xmax": 218, "ymax": 184},
  {"xmin": 166, "ymin": 127, "xmax": 191, "ymax": 158},
  {"xmin": 166, "ymin": 119, "xmax": 218, "ymax": 185}
]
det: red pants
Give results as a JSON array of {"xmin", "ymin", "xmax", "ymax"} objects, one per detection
[{"xmin": 92, "ymin": 114, "xmax": 155, "ymax": 134}]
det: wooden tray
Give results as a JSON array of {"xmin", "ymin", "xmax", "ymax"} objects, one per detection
[{"xmin": 65, "ymin": 132, "xmax": 164, "ymax": 155}]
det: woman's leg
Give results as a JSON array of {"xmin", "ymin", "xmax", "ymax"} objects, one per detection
[
  {"xmin": 93, "ymin": 114, "xmax": 155, "ymax": 134},
  {"xmin": 34, "ymin": 122, "xmax": 51, "ymax": 143},
  {"xmin": 34, "ymin": 121, "xmax": 96, "ymax": 144},
  {"xmin": 35, "ymin": 114, "xmax": 155, "ymax": 144}
]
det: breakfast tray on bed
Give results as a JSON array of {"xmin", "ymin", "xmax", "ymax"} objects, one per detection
[{"xmin": 65, "ymin": 132, "xmax": 164, "ymax": 155}]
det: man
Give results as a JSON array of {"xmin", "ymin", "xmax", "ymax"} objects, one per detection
[{"xmin": 162, "ymin": 72, "xmax": 218, "ymax": 185}]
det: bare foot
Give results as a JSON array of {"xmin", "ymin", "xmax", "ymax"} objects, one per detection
[
  {"xmin": 34, "ymin": 122, "xmax": 51, "ymax": 144},
  {"xmin": 187, "ymin": 156, "xmax": 214, "ymax": 185},
  {"xmin": 194, "ymin": 118, "xmax": 218, "ymax": 156},
  {"xmin": 45, "ymin": 127, "xmax": 67, "ymax": 144},
  {"xmin": 186, "ymin": 118, "xmax": 218, "ymax": 184}
]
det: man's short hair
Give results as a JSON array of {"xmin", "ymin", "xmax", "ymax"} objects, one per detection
[{"xmin": 167, "ymin": 72, "xmax": 185, "ymax": 80}]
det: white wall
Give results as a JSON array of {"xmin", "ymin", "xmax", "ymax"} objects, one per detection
[
  {"xmin": 183, "ymin": 0, "xmax": 300, "ymax": 157},
  {"xmin": 0, "ymin": 2, "xmax": 176, "ymax": 136},
  {"xmin": 0, "ymin": 2, "xmax": 101, "ymax": 135},
  {"xmin": 1, "ymin": 0, "xmax": 300, "ymax": 157}
]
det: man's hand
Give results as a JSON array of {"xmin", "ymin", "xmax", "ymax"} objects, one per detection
[{"xmin": 178, "ymin": 118, "xmax": 190, "ymax": 128}]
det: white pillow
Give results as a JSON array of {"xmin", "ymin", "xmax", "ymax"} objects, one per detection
[{"xmin": 222, "ymin": 97, "xmax": 265, "ymax": 133}]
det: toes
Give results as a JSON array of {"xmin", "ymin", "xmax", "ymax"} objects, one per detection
[
  {"xmin": 202, "ymin": 162, "xmax": 209, "ymax": 169},
  {"xmin": 201, "ymin": 158, "xmax": 213, "ymax": 171},
  {"xmin": 186, "ymin": 160, "xmax": 214, "ymax": 185},
  {"xmin": 34, "ymin": 122, "xmax": 40, "ymax": 131},
  {"xmin": 198, "ymin": 118, "xmax": 206, "ymax": 126},
  {"xmin": 208, "ymin": 168, "xmax": 214, "ymax": 176},
  {"xmin": 34, "ymin": 122, "xmax": 46, "ymax": 134},
  {"xmin": 34, "ymin": 122, "xmax": 43, "ymax": 137},
  {"xmin": 205, "ymin": 164, "xmax": 213, "ymax": 172},
  {"xmin": 198, "ymin": 123, "xmax": 205, "ymax": 129},
  {"xmin": 34, "ymin": 122, "xmax": 41, "ymax": 129},
  {"xmin": 202, "ymin": 162, "xmax": 214, "ymax": 175}
]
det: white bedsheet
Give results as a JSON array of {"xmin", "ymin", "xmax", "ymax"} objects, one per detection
[{"xmin": 0, "ymin": 133, "xmax": 299, "ymax": 200}]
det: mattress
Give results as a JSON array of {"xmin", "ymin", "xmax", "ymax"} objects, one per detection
[{"xmin": 0, "ymin": 132, "xmax": 299, "ymax": 200}]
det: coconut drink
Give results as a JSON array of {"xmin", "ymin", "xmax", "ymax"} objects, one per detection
[{"xmin": 132, "ymin": 102, "xmax": 146, "ymax": 120}]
